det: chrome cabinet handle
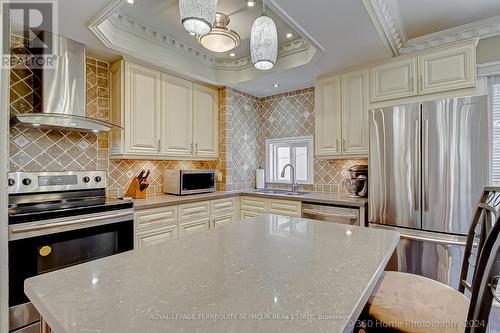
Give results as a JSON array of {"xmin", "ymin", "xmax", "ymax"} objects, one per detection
[
  {"xmin": 409, "ymin": 76, "xmax": 413, "ymax": 91},
  {"xmin": 10, "ymin": 211, "xmax": 133, "ymax": 234},
  {"xmin": 195, "ymin": 143, "xmax": 198, "ymax": 153},
  {"xmin": 157, "ymin": 139, "xmax": 161, "ymax": 152},
  {"xmin": 336, "ymin": 139, "xmax": 340, "ymax": 153},
  {"xmin": 190, "ymin": 142, "xmax": 194, "ymax": 153},
  {"xmin": 343, "ymin": 138, "xmax": 347, "ymax": 152}
]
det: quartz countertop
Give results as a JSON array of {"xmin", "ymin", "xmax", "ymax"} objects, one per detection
[
  {"xmin": 132, "ymin": 190, "xmax": 368, "ymax": 210},
  {"xmin": 25, "ymin": 214, "xmax": 398, "ymax": 333}
]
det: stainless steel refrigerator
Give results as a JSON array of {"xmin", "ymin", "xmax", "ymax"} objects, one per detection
[{"xmin": 368, "ymin": 95, "xmax": 488, "ymax": 288}]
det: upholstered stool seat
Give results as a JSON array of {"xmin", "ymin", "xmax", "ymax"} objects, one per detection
[{"xmin": 367, "ymin": 271, "xmax": 470, "ymax": 333}]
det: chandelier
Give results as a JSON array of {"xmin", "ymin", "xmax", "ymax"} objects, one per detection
[{"xmin": 197, "ymin": 12, "xmax": 240, "ymax": 53}]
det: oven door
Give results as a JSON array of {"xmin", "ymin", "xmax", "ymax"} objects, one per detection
[
  {"xmin": 8, "ymin": 214, "xmax": 133, "ymax": 332},
  {"xmin": 180, "ymin": 170, "xmax": 215, "ymax": 195}
]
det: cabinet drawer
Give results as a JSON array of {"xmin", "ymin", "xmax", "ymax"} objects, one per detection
[
  {"xmin": 135, "ymin": 225, "xmax": 177, "ymax": 249},
  {"xmin": 179, "ymin": 201, "xmax": 210, "ymax": 220},
  {"xmin": 240, "ymin": 196, "xmax": 267, "ymax": 213},
  {"xmin": 211, "ymin": 197, "xmax": 237, "ymax": 216},
  {"xmin": 268, "ymin": 199, "xmax": 302, "ymax": 217},
  {"xmin": 211, "ymin": 214, "xmax": 235, "ymax": 228},
  {"xmin": 240, "ymin": 211, "xmax": 263, "ymax": 220},
  {"xmin": 135, "ymin": 206, "xmax": 177, "ymax": 229},
  {"xmin": 179, "ymin": 217, "xmax": 210, "ymax": 238}
]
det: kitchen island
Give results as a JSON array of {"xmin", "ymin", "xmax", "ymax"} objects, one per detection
[{"xmin": 25, "ymin": 214, "xmax": 399, "ymax": 333}]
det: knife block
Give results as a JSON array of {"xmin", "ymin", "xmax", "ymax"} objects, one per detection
[{"xmin": 125, "ymin": 177, "xmax": 147, "ymax": 199}]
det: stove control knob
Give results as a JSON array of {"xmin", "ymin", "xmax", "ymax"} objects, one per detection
[
  {"xmin": 22, "ymin": 178, "xmax": 32, "ymax": 186},
  {"xmin": 94, "ymin": 176, "xmax": 102, "ymax": 183},
  {"xmin": 8, "ymin": 179, "xmax": 15, "ymax": 186},
  {"xmin": 82, "ymin": 176, "xmax": 90, "ymax": 183}
]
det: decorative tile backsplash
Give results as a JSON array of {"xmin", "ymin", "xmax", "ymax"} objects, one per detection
[{"xmin": 9, "ymin": 34, "xmax": 366, "ymax": 196}]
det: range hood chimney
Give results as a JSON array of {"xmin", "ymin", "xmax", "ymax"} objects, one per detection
[{"xmin": 10, "ymin": 32, "xmax": 120, "ymax": 133}]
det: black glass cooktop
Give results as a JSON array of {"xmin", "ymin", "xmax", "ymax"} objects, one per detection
[{"xmin": 8, "ymin": 189, "xmax": 133, "ymax": 224}]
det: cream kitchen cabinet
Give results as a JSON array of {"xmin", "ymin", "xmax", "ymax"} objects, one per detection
[
  {"xmin": 370, "ymin": 57, "xmax": 417, "ymax": 102},
  {"xmin": 136, "ymin": 225, "xmax": 178, "ymax": 249},
  {"xmin": 110, "ymin": 60, "xmax": 218, "ymax": 160},
  {"xmin": 110, "ymin": 61, "xmax": 162, "ymax": 156},
  {"xmin": 240, "ymin": 196, "xmax": 302, "ymax": 220},
  {"xmin": 341, "ymin": 69, "xmax": 369, "ymax": 155},
  {"xmin": 210, "ymin": 197, "xmax": 239, "ymax": 227},
  {"xmin": 315, "ymin": 75, "xmax": 342, "ymax": 157},
  {"xmin": 193, "ymin": 84, "xmax": 219, "ymax": 159},
  {"xmin": 134, "ymin": 206, "xmax": 178, "ymax": 249},
  {"xmin": 179, "ymin": 218, "xmax": 210, "ymax": 238},
  {"xmin": 369, "ymin": 40, "xmax": 476, "ymax": 102},
  {"xmin": 418, "ymin": 42, "xmax": 476, "ymax": 95},
  {"xmin": 315, "ymin": 69, "xmax": 369, "ymax": 159}
]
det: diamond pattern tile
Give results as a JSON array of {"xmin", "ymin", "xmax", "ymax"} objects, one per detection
[{"xmin": 9, "ymin": 33, "xmax": 367, "ymax": 197}]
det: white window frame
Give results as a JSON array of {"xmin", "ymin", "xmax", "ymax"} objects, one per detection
[{"xmin": 265, "ymin": 136, "xmax": 314, "ymax": 185}]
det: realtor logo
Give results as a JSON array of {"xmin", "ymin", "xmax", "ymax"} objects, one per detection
[{"xmin": 1, "ymin": 0, "xmax": 58, "ymax": 68}]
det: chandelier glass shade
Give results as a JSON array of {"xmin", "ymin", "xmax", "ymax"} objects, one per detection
[
  {"xmin": 197, "ymin": 12, "xmax": 240, "ymax": 53},
  {"xmin": 250, "ymin": 14, "xmax": 278, "ymax": 70},
  {"xmin": 179, "ymin": 0, "xmax": 218, "ymax": 36}
]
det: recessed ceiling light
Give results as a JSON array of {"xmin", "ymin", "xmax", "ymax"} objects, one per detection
[
  {"xmin": 229, "ymin": 52, "xmax": 236, "ymax": 57},
  {"xmin": 126, "ymin": 0, "xmax": 136, "ymax": 4},
  {"xmin": 273, "ymin": 83, "xmax": 279, "ymax": 88},
  {"xmin": 247, "ymin": 0, "xmax": 255, "ymax": 7},
  {"xmin": 189, "ymin": 32, "xmax": 196, "ymax": 36},
  {"xmin": 285, "ymin": 33, "xmax": 293, "ymax": 38},
  {"xmin": 32, "ymin": 123, "xmax": 40, "ymax": 127}
]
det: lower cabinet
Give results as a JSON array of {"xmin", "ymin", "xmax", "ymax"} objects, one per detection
[
  {"xmin": 240, "ymin": 196, "xmax": 302, "ymax": 220},
  {"xmin": 179, "ymin": 217, "xmax": 210, "ymax": 238},
  {"xmin": 136, "ymin": 225, "xmax": 178, "ymax": 249},
  {"xmin": 211, "ymin": 214, "xmax": 236, "ymax": 228}
]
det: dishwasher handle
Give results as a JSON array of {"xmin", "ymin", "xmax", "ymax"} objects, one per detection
[{"xmin": 302, "ymin": 208, "xmax": 358, "ymax": 220}]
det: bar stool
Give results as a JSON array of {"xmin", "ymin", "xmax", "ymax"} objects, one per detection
[{"xmin": 362, "ymin": 187, "xmax": 500, "ymax": 333}]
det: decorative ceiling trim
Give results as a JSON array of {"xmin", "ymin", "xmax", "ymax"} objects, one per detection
[
  {"xmin": 401, "ymin": 14, "xmax": 500, "ymax": 54},
  {"xmin": 362, "ymin": 0, "xmax": 407, "ymax": 56}
]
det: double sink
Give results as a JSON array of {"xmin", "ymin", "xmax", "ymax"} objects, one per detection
[{"xmin": 252, "ymin": 189, "xmax": 310, "ymax": 196}]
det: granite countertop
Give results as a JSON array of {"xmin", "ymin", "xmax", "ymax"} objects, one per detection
[
  {"xmin": 25, "ymin": 215, "xmax": 398, "ymax": 333},
  {"xmin": 132, "ymin": 190, "xmax": 368, "ymax": 210}
]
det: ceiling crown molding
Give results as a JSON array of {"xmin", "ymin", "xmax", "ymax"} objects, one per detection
[
  {"xmin": 362, "ymin": 0, "xmax": 407, "ymax": 56},
  {"xmin": 400, "ymin": 14, "xmax": 500, "ymax": 54}
]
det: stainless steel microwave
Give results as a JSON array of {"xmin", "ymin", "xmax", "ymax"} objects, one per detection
[{"xmin": 163, "ymin": 169, "xmax": 216, "ymax": 195}]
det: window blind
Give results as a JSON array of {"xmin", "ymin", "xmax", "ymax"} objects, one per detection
[{"xmin": 491, "ymin": 76, "xmax": 500, "ymax": 184}]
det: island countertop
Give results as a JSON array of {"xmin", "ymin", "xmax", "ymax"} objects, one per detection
[{"xmin": 25, "ymin": 215, "xmax": 398, "ymax": 333}]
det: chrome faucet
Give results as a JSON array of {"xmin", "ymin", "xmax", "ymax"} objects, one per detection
[{"xmin": 280, "ymin": 164, "xmax": 298, "ymax": 192}]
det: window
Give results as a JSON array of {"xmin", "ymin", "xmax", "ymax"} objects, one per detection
[
  {"xmin": 265, "ymin": 136, "xmax": 314, "ymax": 184},
  {"xmin": 491, "ymin": 75, "xmax": 500, "ymax": 184}
]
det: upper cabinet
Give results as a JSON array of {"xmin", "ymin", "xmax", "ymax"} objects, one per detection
[
  {"xmin": 315, "ymin": 69, "xmax": 369, "ymax": 159},
  {"xmin": 110, "ymin": 60, "xmax": 218, "ymax": 160},
  {"xmin": 193, "ymin": 84, "xmax": 218, "ymax": 159},
  {"xmin": 315, "ymin": 75, "xmax": 342, "ymax": 157},
  {"xmin": 370, "ymin": 57, "xmax": 417, "ymax": 102},
  {"xmin": 418, "ymin": 42, "xmax": 476, "ymax": 95},
  {"xmin": 370, "ymin": 40, "xmax": 477, "ymax": 103}
]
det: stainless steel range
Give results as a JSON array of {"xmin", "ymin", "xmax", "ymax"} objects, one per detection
[{"xmin": 7, "ymin": 171, "xmax": 134, "ymax": 333}]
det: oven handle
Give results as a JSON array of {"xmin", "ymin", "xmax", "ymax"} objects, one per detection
[
  {"xmin": 302, "ymin": 209, "xmax": 358, "ymax": 220},
  {"xmin": 10, "ymin": 211, "xmax": 133, "ymax": 234}
]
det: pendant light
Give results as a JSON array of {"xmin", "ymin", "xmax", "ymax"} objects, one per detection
[
  {"xmin": 250, "ymin": 0, "xmax": 277, "ymax": 70},
  {"xmin": 179, "ymin": 0, "xmax": 218, "ymax": 36}
]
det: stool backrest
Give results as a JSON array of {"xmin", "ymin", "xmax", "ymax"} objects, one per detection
[
  {"xmin": 465, "ymin": 212, "xmax": 500, "ymax": 333},
  {"xmin": 459, "ymin": 187, "xmax": 500, "ymax": 294}
]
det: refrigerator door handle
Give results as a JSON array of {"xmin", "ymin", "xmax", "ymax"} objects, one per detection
[
  {"xmin": 413, "ymin": 119, "xmax": 420, "ymax": 211},
  {"xmin": 423, "ymin": 119, "xmax": 429, "ymax": 212}
]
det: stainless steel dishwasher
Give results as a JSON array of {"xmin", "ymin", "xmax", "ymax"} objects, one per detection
[{"xmin": 301, "ymin": 203, "xmax": 360, "ymax": 225}]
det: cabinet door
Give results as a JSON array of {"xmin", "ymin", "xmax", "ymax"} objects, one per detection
[
  {"xmin": 341, "ymin": 69, "xmax": 369, "ymax": 156},
  {"xmin": 211, "ymin": 214, "xmax": 235, "ymax": 228},
  {"xmin": 315, "ymin": 75, "xmax": 342, "ymax": 158},
  {"xmin": 179, "ymin": 218, "xmax": 210, "ymax": 238},
  {"xmin": 240, "ymin": 197, "xmax": 267, "ymax": 214},
  {"xmin": 418, "ymin": 43, "xmax": 476, "ymax": 95},
  {"xmin": 125, "ymin": 62, "xmax": 162, "ymax": 154},
  {"xmin": 193, "ymin": 84, "xmax": 218, "ymax": 159},
  {"xmin": 268, "ymin": 199, "xmax": 302, "ymax": 217},
  {"xmin": 135, "ymin": 225, "xmax": 177, "ymax": 249},
  {"xmin": 161, "ymin": 74, "xmax": 193, "ymax": 157},
  {"xmin": 370, "ymin": 57, "xmax": 417, "ymax": 102}
]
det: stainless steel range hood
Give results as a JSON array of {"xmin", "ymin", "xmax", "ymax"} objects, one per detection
[{"xmin": 10, "ymin": 32, "xmax": 120, "ymax": 133}]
